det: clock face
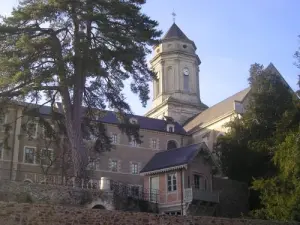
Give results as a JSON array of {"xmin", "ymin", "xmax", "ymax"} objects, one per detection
[{"xmin": 183, "ymin": 67, "xmax": 189, "ymax": 75}]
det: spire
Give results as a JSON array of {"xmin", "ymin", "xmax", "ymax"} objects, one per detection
[{"xmin": 162, "ymin": 23, "xmax": 190, "ymax": 41}]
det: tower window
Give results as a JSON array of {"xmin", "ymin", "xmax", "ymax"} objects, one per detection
[
  {"xmin": 184, "ymin": 74, "xmax": 189, "ymax": 92},
  {"xmin": 155, "ymin": 79, "xmax": 160, "ymax": 97}
]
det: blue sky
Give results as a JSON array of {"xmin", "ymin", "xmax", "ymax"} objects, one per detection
[{"xmin": 1, "ymin": 0, "xmax": 299, "ymax": 115}]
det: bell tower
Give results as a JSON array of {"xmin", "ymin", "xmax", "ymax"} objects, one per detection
[{"xmin": 145, "ymin": 23, "xmax": 207, "ymax": 124}]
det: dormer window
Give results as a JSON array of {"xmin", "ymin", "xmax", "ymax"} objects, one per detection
[
  {"xmin": 129, "ymin": 117, "xmax": 138, "ymax": 124},
  {"xmin": 166, "ymin": 124, "xmax": 175, "ymax": 133}
]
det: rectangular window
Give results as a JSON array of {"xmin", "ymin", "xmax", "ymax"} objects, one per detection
[
  {"xmin": 87, "ymin": 157, "xmax": 95, "ymax": 170},
  {"xmin": 111, "ymin": 160, "xmax": 118, "ymax": 172},
  {"xmin": 0, "ymin": 114, "xmax": 6, "ymax": 131},
  {"xmin": 39, "ymin": 148, "xmax": 53, "ymax": 165},
  {"xmin": 194, "ymin": 174, "xmax": 207, "ymax": 190},
  {"xmin": 131, "ymin": 139, "xmax": 138, "ymax": 147},
  {"xmin": 151, "ymin": 139, "xmax": 157, "ymax": 149},
  {"xmin": 27, "ymin": 121, "xmax": 37, "ymax": 138},
  {"xmin": 131, "ymin": 162, "xmax": 139, "ymax": 174},
  {"xmin": 24, "ymin": 147, "xmax": 35, "ymax": 164},
  {"xmin": 111, "ymin": 133, "xmax": 118, "ymax": 144},
  {"xmin": 42, "ymin": 124, "xmax": 55, "ymax": 139},
  {"xmin": 167, "ymin": 173, "xmax": 177, "ymax": 192}
]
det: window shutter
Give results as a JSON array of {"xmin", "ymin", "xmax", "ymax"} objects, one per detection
[
  {"xmin": 149, "ymin": 138, "xmax": 153, "ymax": 148},
  {"xmin": 108, "ymin": 158, "xmax": 112, "ymax": 170},
  {"xmin": 129, "ymin": 161, "xmax": 133, "ymax": 173},
  {"xmin": 156, "ymin": 138, "xmax": 160, "ymax": 150},
  {"xmin": 117, "ymin": 134, "xmax": 121, "ymax": 144},
  {"xmin": 117, "ymin": 160, "xmax": 121, "ymax": 172},
  {"xmin": 138, "ymin": 162, "xmax": 142, "ymax": 173}
]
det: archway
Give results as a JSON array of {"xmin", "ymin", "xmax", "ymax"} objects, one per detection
[
  {"xmin": 167, "ymin": 140, "xmax": 177, "ymax": 150},
  {"xmin": 92, "ymin": 204, "xmax": 106, "ymax": 209}
]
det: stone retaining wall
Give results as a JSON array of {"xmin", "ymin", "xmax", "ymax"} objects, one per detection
[
  {"xmin": 0, "ymin": 180, "xmax": 158, "ymax": 213},
  {"xmin": 0, "ymin": 202, "xmax": 297, "ymax": 225}
]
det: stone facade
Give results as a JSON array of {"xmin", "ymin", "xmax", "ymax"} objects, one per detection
[
  {"xmin": 0, "ymin": 180, "xmax": 158, "ymax": 213},
  {"xmin": 0, "ymin": 202, "xmax": 297, "ymax": 225},
  {"xmin": 0, "ymin": 104, "xmax": 188, "ymax": 187}
]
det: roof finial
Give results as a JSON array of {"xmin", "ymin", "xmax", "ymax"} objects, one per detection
[{"xmin": 172, "ymin": 10, "xmax": 176, "ymax": 23}]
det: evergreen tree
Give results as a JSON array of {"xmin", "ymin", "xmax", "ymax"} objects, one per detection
[
  {"xmin": 249, "ymin": 40, "xmax": 300, "ymax": 221},
  {"xmin": 0, "ymin": 0, "xmax": 161, "ymax": 178},
  {"xmin": 214, "ymin": 63, "xmax": 298, "ymax": 211}
]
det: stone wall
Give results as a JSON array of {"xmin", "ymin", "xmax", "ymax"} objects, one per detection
[
  {"xmin": 1, "ymin": 202, "xmax": 298, "ymax": 225},
  {"xmin": 0, "ymin": 180, "xmax": 158, "ymax": 213},
  {"xmin": 213, "ymin": 177, "xmax": 249, "ymax": 217}
]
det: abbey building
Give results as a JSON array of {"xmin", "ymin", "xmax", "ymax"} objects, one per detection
[{"xmin": 0, "ymin": 22, "xmax": 285, "ymax": 216}]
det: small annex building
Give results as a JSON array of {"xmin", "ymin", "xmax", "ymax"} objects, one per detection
[{"xmin": 140, "ymin": 143, "xmax": 220, "ymax": 216}]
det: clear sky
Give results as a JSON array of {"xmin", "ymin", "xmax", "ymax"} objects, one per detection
[{"xmin": 1, "ymin": 0, "xmax": 299, "ymax": 115}]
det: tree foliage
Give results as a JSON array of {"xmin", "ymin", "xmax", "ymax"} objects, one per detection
[
  {"xmin": 214, "ymin": 63, "xmax": 300, "ymax": 213},
  {"xmin": 0, "ymin": 0, "xmax": 161, "ymax": 178},
  {"xmin": 251, "ymin": 131, "xmax": 300, "ymax": 221}
]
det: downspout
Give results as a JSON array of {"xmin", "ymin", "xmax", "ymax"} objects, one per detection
[{"xmin": 180, "ymin": 169, "xmax": 184, "ymax": 215}]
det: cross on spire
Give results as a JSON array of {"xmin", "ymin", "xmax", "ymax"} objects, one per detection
[{"xmin": 172, "ymin": 10, "xmax": 176, "ymax": 23}]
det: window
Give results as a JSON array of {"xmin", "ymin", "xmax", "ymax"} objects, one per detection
[
  {"xmin": 0, "ymin": 114, "xmax": 5, "ymax": 125},
  {"xmin": 39, "ymin": 148, "xmax": 53, "ymax": 165},
  {"xmin": 130, "ymin": 138, "xmax": 139, "ymax": 147},
  {"xmin": 194, "ymin": 174, "xmax": 207, "ymax": 190},
  {"xmin": 131, "ymin": 162, "xmax": 139, "ymax": 174},
  {"xmin": 110, "ymin": 160, "xmax": 118, "ymax": 172},
  {"xmin": 0, "ymin": 142, "xmax": 3, "ymax": 159},
  {"xmin": 129, "ymin": 118, "xmax": 138, "ymax": 124},
  {"xmin": 87, "ymin": 157, "xmax": 95, "ymax": 170},
  {"xmin": 42, "ymin": 124, "xmax": 55, "ymax": 139},
  {"xmin": 183, "ymin": 74, "xmax": 189, "ymax": 92},
  {"xmin": 167, "ymin": 140, "xmax": 177, "ymax": 150},
  {"xmin": 151, "ymin": 138, "xmax": 158, "ymax": 150},
  {"xmin": 24, "ymin": 147, "xmax": 35, "ymax": 164},
  {"xmin": 111, "ymin": 133, "xmax": 118, "ymax": 144},
  {"xmin": 0, "ymin": 114, "xmax": 6, "ymax": 131},
  {"xmin": 167, "ymin": 173, "xmax": 177, "ymax": 192},
  {"xmin": 166, "ymin": 124, "xmax": 175, "ymax": 133},
  {"xmin": 26, "ymin": 121, "xmax": 37, "ymax": 138}
]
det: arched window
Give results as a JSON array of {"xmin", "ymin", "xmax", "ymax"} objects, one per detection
[
  {"xmin": 167, "ymin": 140, "xmax": 177, "ymax": 150},
  {"xmin": 155, "ymin": 72, "xmax": 160, "ymax": 97},
  {"xmin": 183, "ymin": 73, "xmax": 189, "ymax": 92}
]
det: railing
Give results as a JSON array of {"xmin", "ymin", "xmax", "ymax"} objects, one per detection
[
  {"xmin": 0, "ymin": 169, "xmax": 160, "ymax": 204},
  {"xmin": 184, "ymin": 188, "xmax": 219, "ymax": 203}
]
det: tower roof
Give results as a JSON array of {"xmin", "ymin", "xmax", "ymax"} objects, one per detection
[{"xmin": 162, "ymin": 23, "xmax": 190, "ymax": 41}]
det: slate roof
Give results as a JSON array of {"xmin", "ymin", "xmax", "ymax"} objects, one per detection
[
  {"xmin": 54, "ymin": 102, "xmax": 187, "ymax": 135},
  {"xmin": 183, "ymin": 87, "xmax": 251, "ymax": 133},
  {"xmin": 162, "ymin": 23, "xmax": 190, "ymax": 41},
  {"xmin": 97, "ymin": 111, "xmax": 187, "ymax": 135},
  {"xmin": 140, "ymin": 143, "xmax": 206, "ymax": 174},
  {"xmin": 12, "ymin": 101, "xmax": 53, "ymax": 115}
]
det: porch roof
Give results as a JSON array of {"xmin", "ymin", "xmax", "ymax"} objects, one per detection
[{"xmin": 140, "ymin": 143, "xmax": 207, "ymax": 175}]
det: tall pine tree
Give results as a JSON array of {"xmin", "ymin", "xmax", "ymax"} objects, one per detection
[{"xmin": 0, "ymin": 0, "xmax": 161, "ymax": 178}]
